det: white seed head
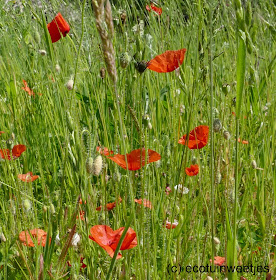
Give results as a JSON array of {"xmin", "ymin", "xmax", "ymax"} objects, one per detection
[
  {"xmin": 39, "ymin": 49, "xmax": 47, "ymax": 56},
  {"xmin": 93, "ymin": 155, "xmax": 103, "ymax": 176},
  {"xmin": 55, "ymin": 64, "xmax": 61, "ymax": 73},
  {"xmin": 66, "ymin": 79, "xmax": 74, "ymax": 90}
]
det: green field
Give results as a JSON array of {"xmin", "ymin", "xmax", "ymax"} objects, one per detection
[{"xmin": 0, "ymin": 0, "xmax": 275, "ymax": 279}]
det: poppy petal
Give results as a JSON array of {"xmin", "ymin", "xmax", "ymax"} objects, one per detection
[
  {"xmin": 147, "ymin": 49, "xmax": 186, "ymax": 73},
  {"xmin": 178, "ymin": 125, "xmax": 209, "ymax": 149},
  {"xmin": 0, "ymin": 149, "xmax": 11, "ymax": 160},
  {"xmin": 12, "ymin": 144, "xmax": 26, "ymax": 159},
  {"xmin": 18, "ymin": 172, "xmax": 39, "ymax": 182},
  {"xmin": 134, "ymin": 198, "xmax": 152, "ymax": 209},
  {"xmin": 185, "ymin": 164, "xmax": 199, "ymax": 176},
  {"xmin": 47, "ymin": 13, "xmax": 70, "ymax": 43},
  {"xmin": 107, "ymin": 148, "xmax": 161, "ymax": 170},
  {"xmin": 89, "ymin": 225, "xmax": 137, "ymax": 259},
  {"xmin": 19, "ymin": 228, "xmax": 49, "ymax": 247}
]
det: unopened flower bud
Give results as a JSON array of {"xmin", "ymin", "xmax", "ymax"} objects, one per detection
[
  {"xmin": 66, "ymin": 79, "xmax": 74, "ymax": 90},
  {"xmin": 213, "ymin": 118, "xmax": 222, "ymax": 132},
  {"xmin": 251, "ymin": 160, "xmax": 257, "ymax": 169},
  {"xmin": 50, "ymin": 203, "xmax": 55, "ymax": 214},
  {"xmin": 55, "ymin": 64, "xmax": 61, "ymax": 73},
  {"xmin": 206, "ymin": 276, "xmax": 213, "ymax": 280},
  {"xmin": 43, "ymin": 205, "xmax": 48, "ymax": 212},
  {"xmin": 213, "ymin": 237, "xmax": 220, "ymax": 244},
  {"xmin": 39, "ymin": 49, "xmax": 47, "ymax": 56},
  {"xmin": 0, "ymin": 233, "xmax": 6, "ymax": 242},
  {"xmin": 223, "ymin": 131, "xmax": 231, "ymax": 140},
  {"xmin": 86, "ymin": 157, "xmax": 94, "ymax": 174},
  {"xmin": 23, "ymin": 199, "xmax": 32, "ymax": 212},
  {"xmin": 191, "ymin": 156, "xmax": 197, "ymax": 165},
  {"xmin": 119, "ymin": 52, "xmax": 131, "ymax": 69},
  {"xmin": 100, "ymin": 67, "xmax": 106, "ymax": 79},
  {"xmin": 148, "ymin": 122, "xmax": 152, "ymax": 129},
  {"xmin": 93, "ymin": 155, "xmax": 103, "ymax": 176}
]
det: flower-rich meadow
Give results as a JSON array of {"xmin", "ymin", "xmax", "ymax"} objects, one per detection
[{"xmin": 0, "ymin": 0, "xmax": 275, "ymax": 279}]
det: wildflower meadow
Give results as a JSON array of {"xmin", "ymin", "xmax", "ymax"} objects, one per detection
[{"xmin": 0, "ymin": 0, "xmax": 275, "ymax": 279}]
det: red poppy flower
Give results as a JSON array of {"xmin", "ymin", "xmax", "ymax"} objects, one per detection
[
  {"xmin": 146, "ymin": 3, "xmax": 162, "ymax": 15},
  {"xmin": 96, "ymin": 197, "xmax": 122, "ymax": 211},
  {"xmin": 134, "ymin": 198, "xmax": 152, "ymax": 209},
  {"xmin": 185, "ymin": 164, "xmax": 199, "ymax": 176},
  {"xmin": 89, "ymin": 225, "xmax": 137, "ymax": 259},
  {"xmin": 0, "ymin": 131, "xmax": 4, "ymax": 136},
  {"xmin": 238, "ymin": 138, "xmax": 249, "ymax": 144},
  {"xmin": 0, "ymin": 144, "xmax": 26, "ymax": 160},
  {"xmin": 165, "ymin": 220, "xmax": 178, "ymax": 229},
  {"xmin": 79, "ymin": 198, "xmax": 86, "ymax": 204},
  {"xmin": 210, "ymin": 256, "xmax": 226, "ymax": 266},
  {"xmin": 47, "ymin": 13, "xmax": 70, "ymax": 43},
  {"xmin": 19, "ymin": 228, "xmax": 50, "ymax": 247},
  {"xmin": 21, "ymin": 80, "xmax": 42, "ymax": 97},
  {"xmin": 147, "ymin": 49, "xmax": 186, "ymax": 73},
  {"xmin": 18, "ymin": 172, "xmax": 39, "ymax": 182},
  {"xmin": 77, "ymin": 210, "xmax": 85, "ymax": 221},
  {"xmin": 178, "ymin": 125, "xmax": 209, "ymax": 149},
  {"xmin": 107, "ymin": 148, "xmax": 161, "ymax": 170},
  {"xmin": 96, "ymin": 146, "xmax": 114, "ymax": 156},
  {"xmin": 22, "ymin": 80, "xmax": 35, "ymax": 96}
]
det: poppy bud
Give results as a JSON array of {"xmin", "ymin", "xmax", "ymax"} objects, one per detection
[
  {"xmin": 223, "ymin": 131, "xmax": 231, "ymax": 140},
  {"xmin": 119, "ymin": 52, "xmax": 131, "ymax": 69},
  {"xmin": 66, "ymin": 79, "xmax": 74, "ymax": 90},
  {"xmin": 66, "ymin": 111, "xmax": 74, "ymax": 132},
  {"xmin": 142, "ymin": 114, "xmax": 150, "ymax": 126},
  {"xmin": 148, "ymin": 122, "xmax": 152, "ymax": 129},
  {"xmin": 215, "ymin": 172, "xmax": 222, "ymax": 184},
  {"xmin": 213, "ymin": 237, "xmax": 220, "ymax": 244},
  {"xmin": 251, "ymin": 160, "xmax": 257, "ymax": 169},
  {"xmin": 0, "ymin": 233, "xmax": 6, "ymax": 242},
  {"xmin": 135, "ymin": 60, "xmax": 148, "ymax": 73},
  {"xmin": 120, "ymin": 10, "xmax": 127, "ymax": 24},
  {"xmin": 222, "ymin": 84, "xmax": 231, "ymax": 95},
  {"xmin": 93, "ymin": 155, "xmax": 103, "ymax": 176},
  {"xmin": 50, "ymin": 203, "xmax": 55, "ymax": 214},
  {"xmin": 206, "ymin": 277, "xmax": 213, "ymax": 280},
  {"xmin": 55, "ymin": 64, "xmax": 61, "ymax": 73},
  {"xmin": 39, "ymin": 49, "xmax": 47, "ymax": 56},
  {"xmin": 191, "ymin": 156, "xmax": 197, "ymax": 165},
  {"xmin": 34, "ymin": 30, "xmax": 41, "ymax": 44},
  {"xmin": 100, "ymin": 67, "xmax": 106, "ymax": 79},
  {"xmin": 43, "ymin": 205, "xmax": 48, "ymax": 212},
  {"xmin": 113, "ymin": 171, "xmax": 121, "ymax": 182},
  {"xmin": 86, "ymin": 157, "xmax": 94, "ymax": 174},
  {"xmin": 23, "ymin": 199, "xmax": 32, "ymax": 212}
]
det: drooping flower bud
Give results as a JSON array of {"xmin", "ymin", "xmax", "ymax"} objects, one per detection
[
  {"xmin": 39, "ymin": 50, "xmax": 47, "ymax": 56},
  {"xmin": 119, "ymin": 52, "xmax": 131, "ymax": 69},
  {"xmin": 223, "ymin": 131, "xmax": 231, "ymax": 140},
  {"xmin": 86, "ymin": 157, "xmax": 94, "ymax": 174}
]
